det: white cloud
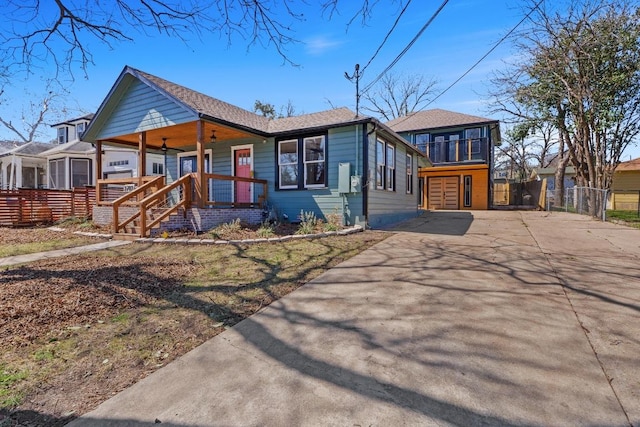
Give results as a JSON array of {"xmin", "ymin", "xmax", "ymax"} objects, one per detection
[{"xmin": 304, "ymin": 36, "xmax": 344, "ymax": 55}]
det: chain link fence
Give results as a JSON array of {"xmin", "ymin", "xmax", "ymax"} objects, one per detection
[{"xmin": 549, "ymin": 186, "xmax": 608, "ymax": 220}]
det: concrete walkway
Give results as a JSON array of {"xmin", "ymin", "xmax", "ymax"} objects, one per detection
[
  {"xmin": 68, "ymin": 211, "xmax": 639, "ymax": 426},
  {"xmin": 0, "ymin": 240, "xmax": 131, "ymax": 267}
]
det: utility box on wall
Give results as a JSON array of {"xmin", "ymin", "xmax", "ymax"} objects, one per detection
[
  {"xmin": 350, "ymin": 175, "xmax": 362, "ymax": 193},
  {"xmin": 338, "ymin": 162, "xmax": 351, "ymax": 194}
]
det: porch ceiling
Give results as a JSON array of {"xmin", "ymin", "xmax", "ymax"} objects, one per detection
[{"xmin": 100, "ymin": 121, "xmax": 257, "ymax": 150}]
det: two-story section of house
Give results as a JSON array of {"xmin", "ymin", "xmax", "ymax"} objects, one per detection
[{"xmin": 387, "ymin": 109, "xmax": 501, "ymax": 210}]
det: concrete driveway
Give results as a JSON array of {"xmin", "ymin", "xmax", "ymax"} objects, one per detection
[{"xmin": 69, "ymin": 211, "xmax": 640, "ymax": 426}]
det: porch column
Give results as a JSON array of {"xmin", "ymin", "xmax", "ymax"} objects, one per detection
[
  {"xmin": 1, "ymin": 161, "xmax": 6, "ymax": 189},
  {"xmin": 138, "ymin": 132, "xmax": 147, "ymax": 183},
  {"xmin": 196, "ymin": 120, "xmax": 205, "ymax": 208},
  {"xmin": 95, "ymin": 140, "xmax": 103, "ymax": 182}
]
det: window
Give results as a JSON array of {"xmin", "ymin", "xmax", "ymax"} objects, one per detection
[
  {"xmin": 376, "ymin": 139, "xmax": 385, "ymax": 189},
  {"xmin": 406, "ymin": 153, "xmax": 413, "ymax": 194},
  {"xmin": 428, "ymin": 136, "xmax": 446, "ymax": 163},
  {"xmin": 465, "ymin": 128, "xmax": 483, "ymax": 160},
  {"xmin": 277, "ymin": 134, "xmax": 327, "ymax": 190},
  {"xmin": 152, "ymin": 162, "xmax": 164, "ymax": 175},
  {"xmin": 71, "ymin": 159, "xmax": 91, "ymax": 188},
  {"xmin": 376, "ymin": 138, "xmax": 396, "ymax": 191},
  {"xmin": 386, "ymin": 144, "xmax": 395, "ymax": 191},
  {"xmin": 415, "ymin": 133, "xmax": 429, "ymax": 154},
  {"xmin": 448, "ymin": 135, "xmax": 460, "ymax": 162},
  {"xmin": 108, "ymin": 160, "xmax": 129, "ymax": 167},
  {"xmin": 49, "ymin": 159, "xmax": 66, "ymax": 189},
  {"xmin": 304, "ymin": 136, "xmax": 325, "ymax": 188},
  {"xmin": 57, "ymin": 127, "xmax": 67, "ymax": 144},
  {"xmin": 75, "ymin": 122, "xmax": 86, "ymax": 140},
  {"xmin": 464, "ymin": 175, "xmax": 472, "ymax": 207},
  {"xmin": 278, "ymin": 139, "xmax": 298, "ymax": 189}
]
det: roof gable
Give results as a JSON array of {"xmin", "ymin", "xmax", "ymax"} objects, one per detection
[{"xmin": 386, "ymin": 109, "xmax": 498, "ymax": 133}]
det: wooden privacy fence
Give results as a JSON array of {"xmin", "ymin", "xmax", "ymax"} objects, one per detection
[{"xmin": 0, "ymin": 187, "xmax": 96, "ymax": 226}]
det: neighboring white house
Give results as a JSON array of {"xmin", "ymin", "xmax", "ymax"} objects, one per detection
[
  {"xmin": 0, "ymin": 142, "xmax": 50, "ymax": 189},
  {"xmin": 0, "ymin": 114, "xmax": 164, "ymax": 191},
  {"xmin": 47, "ymin": 114, "xmax": 164, "ymax": 189}
]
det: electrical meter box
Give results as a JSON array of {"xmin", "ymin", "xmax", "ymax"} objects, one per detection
[
  {"xmin": 350, "ymin": 175, "xmax": 362, "ymax": 193},
  {"xmin": 338, "ymin": 163, "xmax": 351, "ymax": 194}
]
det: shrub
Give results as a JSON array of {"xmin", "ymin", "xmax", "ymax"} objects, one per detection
[
  {"xmin": 324, "ymin": 211, "xmax": 343, "ymax": 231},
  {"xmin": 210, "ymin": 218, "xmax": 243, "ymax": 239},
  {"xmin": 256, "ymin": 221, "xmax": 275, "ymax": 238},
  {"xmin": 296, "ymin": 210, "xmax": 317, "ymax": 235}
]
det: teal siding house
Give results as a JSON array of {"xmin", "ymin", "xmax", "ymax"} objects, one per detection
[{"xmin": 83, "ymin": 66, "xmax": 426, "ymax": 237}]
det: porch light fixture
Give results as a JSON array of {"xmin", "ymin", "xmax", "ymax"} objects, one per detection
[
  {"xmin": 161, "ymin": 138, "xmax": 167, "ymax": 152},
  {"xmin": 209, "ymin": 130, "xmax": 217, "ymax": 144}
]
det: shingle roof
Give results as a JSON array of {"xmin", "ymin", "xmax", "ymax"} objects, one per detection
[
  {"xmin": 132, "ymin": 68, "xmax": 368, "ymax": 136},
  {"xmin": 40, "ymin": 141, "xmax": 94, "ymax": 156},
  {"xmin": 267, "ymin": 108, "xmax": 366, "ymax": 133},
  {"xmin": 133, "ymin": 68, "xmax": 270, "ymax": 134},
  {"xmin": 616, "ymin": 158, "xmax": 640, "ymax": 172},
  {"xmin": 51, "ymin": 114, "xmax": 95, "ymax": 127},
  {"xmin": 0, "ymin": 141, "xmax": 19, "ymax": 154},
  {"xmin": 386, "ymin": 109, "xmax": 498, "ymax": 133},
  {"xmin": 0, "ymin": 142, "xmax": 51, "ymax": 157}
]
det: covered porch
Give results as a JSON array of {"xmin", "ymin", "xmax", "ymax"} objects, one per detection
[{"xmin": 92, "ymin": 119, "xmax": 268, "ymax": 237}]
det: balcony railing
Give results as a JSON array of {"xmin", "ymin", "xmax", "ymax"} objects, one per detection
[{"xmin": 416, "ymin": 137, "xmax": 490, "ymax": 164}]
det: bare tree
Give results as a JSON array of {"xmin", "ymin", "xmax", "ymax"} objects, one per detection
[
  {"xmin": 490, "ymin": 0, "xmax": 640, "ymax": 212},
  {"xmin": 1, "ymin": 1, "xmax": 407, "ymax": 81},
  {"xmin": 362, "ymin": 72, "xmax": 438, "ymax": 120},
  {"xmin": 0, "ymin": 80, "xmax": 70, "ymax": 143},
  {"xmin": 254, "ymin": 99, "xmax": 297, "ymax": 119}
]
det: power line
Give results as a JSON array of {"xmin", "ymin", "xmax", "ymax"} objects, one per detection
[
  {"xmin": 423, "ymin": 0, "xmax": 544, "ymax": 108},
  {"xmin": 362, "ymin": 0, "xmax": 450, "ymax": 94},
  {"xmin": 360, "ymin": 0, "xmax": 413, "ymax": 74}
]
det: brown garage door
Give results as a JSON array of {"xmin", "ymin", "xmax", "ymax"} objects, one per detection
[{"xmin": 428, "ymin": 176, "xmax": 459, "ymax": 209}]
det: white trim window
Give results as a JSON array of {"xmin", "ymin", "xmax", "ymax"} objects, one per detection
[
  {"xmin": 385, "ymin": 143, "xmax": 395, "ymax": 191},
  {"xmin": 57, "ymin": 127, "xmax": 67, "ymax": 145},
  {"xmin": 303, "ymin": 136, "xmax": 325, "ymax": 188},
  {"xmin": 406, "ymin": 153, "xmax": 413, "ymax": 194},
  {"xmin": 376, "ymin": 139, "xmax": 385, "ymax": 189},
  {"xmin": 278, "ymin": 139, "xmax": 298, "ymax": 189},
  {"xmin": 376, "ymin": 138, "xmax": 396, "ymax": 191},
  {"xmin": 152, "ymin": 162, "xmax": 164, "ymax": 175}
]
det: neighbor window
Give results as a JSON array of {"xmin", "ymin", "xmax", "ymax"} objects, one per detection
[
  {"xmin": 406, "ymin": 153, "xmax": 413, "ymax": 194},
  {"xmin": 71, "ymin": 159, "xmax": 91, "ymax": 188},
  {"xmin": 49, "ymin": 158, "xmax": 66, "ymax": 189},
  {"xmin": 152, "ymin": 162, "xmax": 164, "ymax": 175},
  {"xmin": 277, "ymin": 134, "xmax": 327, "ymax": 190},
  {"xmin": 376, "ymin": 138, "xmax": 396, "ymax": 191},
  {"xmin": 75, "ymin": 122, "xmax": 86, "ymax": 140},
  {"xmin": 57, "ymin": 127, "xmax": 67, "ymax": 145}
]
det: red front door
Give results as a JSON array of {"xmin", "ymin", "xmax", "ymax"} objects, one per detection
[{"xmin": 234, "ymin": 149, "xmax": 251, "ymax": 204}]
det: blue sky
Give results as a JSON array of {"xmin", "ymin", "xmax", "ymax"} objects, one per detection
[{"xmin": 2, "ymin": 0, "xmax": 639, "ymax": 159}]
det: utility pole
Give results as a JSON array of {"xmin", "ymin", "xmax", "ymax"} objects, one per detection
[{"xmin": 344, "ymin": 64, "xmax": 361, "ymax": 117}]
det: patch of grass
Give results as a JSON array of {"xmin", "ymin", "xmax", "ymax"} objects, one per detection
[
  {"xmin": 0, "ymin": 364, "xmax": 28, "ymax": 408},
  {"xmin": 33, "ymin": 349, "xmax": 55, "ymax": 362},
  {"xmin": 111, "ymin": 313, "xmax": 130, "ymax": 323},
  {"xmin": 607, "ymin": 209, "xmax": 640, "ymax": 222},
  {"xmin": 0, "ymin": 238, "xmax": 95, "ymax": 258}
]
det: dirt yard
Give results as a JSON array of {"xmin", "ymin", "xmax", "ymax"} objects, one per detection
[{"xmin": 0, "ymin": 226, "xmax": 388, "ymax": 426}]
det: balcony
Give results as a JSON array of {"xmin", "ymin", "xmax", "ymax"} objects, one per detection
[{"xmin": 416, "ymin": 137, "xmax": 490, "ymax": 165}]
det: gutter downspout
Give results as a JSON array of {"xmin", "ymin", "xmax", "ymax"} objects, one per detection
[{"xmin": 362, "ymin": 123, "xmax": 369, "ymax": 224}]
